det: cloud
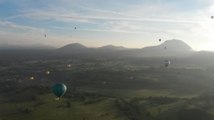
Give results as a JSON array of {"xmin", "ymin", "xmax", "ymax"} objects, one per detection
[
  {"xmin": 6, "ymin": 3, "xmax": 211, "ymax": 25},
  {"xmin": 0, "ymin": 20, "xmax": 45, "ymax": 32},
  {"xmin": 15, "ymin": 11, "xmax": 210, "ymax": 25},
  {"xmin": 79, "ymin": 6, "xmax": 140, "ymax": 18}
]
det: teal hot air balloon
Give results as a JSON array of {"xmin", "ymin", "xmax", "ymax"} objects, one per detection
[{"xmin": 52, "ymin": 83, "xmax": 67, "ymax": 99}]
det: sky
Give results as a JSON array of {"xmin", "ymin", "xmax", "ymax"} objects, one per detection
[{"xmin": 1, "ymin": 0, "xmax": 214, "ymax": 50}]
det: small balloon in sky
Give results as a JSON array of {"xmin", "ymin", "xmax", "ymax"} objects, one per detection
[
  {"xmin": 74, "ymin": 27, "xmax": 77, "ymax": 29},
  {"xmin": 159, "ymin": 39, "xmax": 162, "ymax": 42},
  {"xmin": 44, "ymin": 34, "xmax": 47, "ymax": 37},
  {"xmin": 52, "ymin": 83, "xmax": 67, "ymax": 100},
  {"xmin": 211, "ymin": 16, "xmax": 214, "ymax": 19}
]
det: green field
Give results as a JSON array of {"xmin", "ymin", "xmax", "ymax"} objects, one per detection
[{"xmin": 1, "ymin": 58, "xmax": 214, "ymax": 120}]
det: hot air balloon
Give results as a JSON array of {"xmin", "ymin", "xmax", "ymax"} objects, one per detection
[
  {"xmin": 45, "ymin": 70, "xmax": 50, "ymax": 75},
  {"xmin": 159, "ymin": 39, "xmax": 161, "ymax": 42},
  {"xmin": 67, "ymin": 64, "xmax": 71, "ymax": 68},
  {"xmin": 52, "ymin": 83, "xmax": 67, "ymax": 99},
  {"xmin": 30, "ymin": 76, "xmax": 35, "ymax": 80},
  {"xmin": 164, "ymin": 60, "xmax": 171, "ymax": 67},
  {"xmin": 211, "ymin": 16, "xmax": 214, "ymax": 19}
]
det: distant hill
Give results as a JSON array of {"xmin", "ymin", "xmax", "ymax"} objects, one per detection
[
  {"xmin": 98, "ymin": 45, "xmax": 127, "ymax": 50},
  {"xmin": 135, "ymin": 39, "xmax": 194, "ymax": 57},
  {"xmin": 2, "ymin": 39, "xmax": 214, "ymax": 66},
  {"xmin": 2, "ymin": 39, "xmax": 214, "ymax": 68},
  {"xmin": 9, "ymin": 39, "xmax": 193, "ymax": 58},
  {"xmin": 58, "ymin": 43, "xmax": 87, "ymax": 51},
  {"xmin": 55, "ymin": 39, "xmax": 195, "ymax": 57},
  {"xmin": 56, "ymin": 43, "xmax": 94, "ymax": 55},
  {"xmin": 159, "ymin": 39, "xmax": 192, "ymax": 51},
  {"xmin": 2, "ymin": 39, "xmax": 212, "ymax": 60}
]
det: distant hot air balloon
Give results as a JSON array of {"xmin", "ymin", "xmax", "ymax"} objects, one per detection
[
  {"xmin": 211, "ymin": 16, "xmax": 214, "ymax": 19},
  {"xmin": 30, "ymin": 76, "xmax": 35, "ymax": 80},
  {"xmin": 164, "ymin": 60, "xmax": 171, "ymax": 67},
  {"xmin": 52, "ymin": 83, "xmax": 67, "ymax": 99},
  {"xmin": 44, "ymin": 34, "xmax": 47, "ymax": 38},
  {"xmin": 45, "ymin": 70, "xmax": 50, "ymax": 75},
  {"xmin": 159, "ymin": 39, "xmax": 161, "ymax": 42},
  {"xmin": 74, "ymin": 27, "xmax": 77, "ymax": 29},
  {"xmin": 67, "ymin": 64, "xmax": 71, "ymax": 68}
]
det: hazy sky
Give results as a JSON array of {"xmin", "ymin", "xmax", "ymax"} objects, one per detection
[{"xmin": 1, "ymin": 0, "xmax": 214, "ymax": 50}]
